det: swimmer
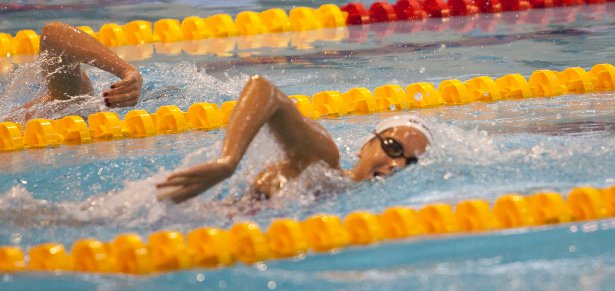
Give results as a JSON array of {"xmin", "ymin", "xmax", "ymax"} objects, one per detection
[
  {"xmin": 3, "ymin": 22, "xmax": 142, "ymax": 121},
  {"xmin": 156, "ymin": 76, "xmax": 431, "ymax": 203}
]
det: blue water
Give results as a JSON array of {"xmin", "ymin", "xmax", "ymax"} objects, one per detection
[{"xmin": 1, "ymin": 1, "xmax": 615, "ymax": 290}]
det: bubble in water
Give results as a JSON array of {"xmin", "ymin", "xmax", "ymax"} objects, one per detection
[
  {"xmin": 10, "ymin": 233, "xmax": 21, "ymax": 244},
  {"xmin": 267, "ymin": 281, "xmax": 277, "ymax": 289},
  {"xmin": 196, "ymin": 273, "xmax": 205, "ymax": 282},
  {"xmin": 256, "ymin": 262, "xmax": 268, "ymax": 271},
  {"xmin": 218, "ymin": 281, "xmax": 227, "ymax": 289}
]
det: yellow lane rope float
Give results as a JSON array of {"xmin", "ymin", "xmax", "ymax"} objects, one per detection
[
  {"xmin": 1, "ymin": 4, "xmax": 349, "ymax": 57},
  {"xmin": 0, "ymin": 185, "xmax": 613, "ymax": 274},
  {"xmin": 0, "ymin": 63, "xmax": 613, "ymax": 152}
]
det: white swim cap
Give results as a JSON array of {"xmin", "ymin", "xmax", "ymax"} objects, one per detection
[{"xmin": 367, "ymin": 114, "xmax": 433, "ymax": 144}]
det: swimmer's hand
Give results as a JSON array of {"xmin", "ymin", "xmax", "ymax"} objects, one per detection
[
  {"xmin": 102, "ymin": 68, "xmax": 142, "ymax": 108},
  {"xmin": 156, "ymin": 159, "xmax": 235, "ymax": 203}
]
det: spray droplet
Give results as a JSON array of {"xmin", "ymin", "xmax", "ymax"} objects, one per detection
[
  {"xmin": 419, "ymin": 67, "xmax": 426, "ymax": 73},
  {"xmin": 256, "ymin": 262, "xmax": 267, "ymax": 271},
  {"xmin": 414, "ymin": 93, "xmax": 423, "ymax": 101},
  {"xmin": 218, "ymin": 281, "xmax": 227, "ymax": 289}
]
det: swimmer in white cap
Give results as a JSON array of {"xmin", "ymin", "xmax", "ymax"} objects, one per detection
[{"xmin": 157, "ymin": 76, "xmax": 431, "ymax": 203}]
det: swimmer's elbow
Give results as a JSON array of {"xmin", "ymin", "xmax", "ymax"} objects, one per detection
[
  {"xmin": 247, "ymin": 75, "xmax": 283, "ymax": 100},
  {"xmin": 248, "ymin": 75, "xmax": 269, "ymax": 85},
  {"xmin": 41, "ymin": 22, "xmax": 71, "ymax": 40}
]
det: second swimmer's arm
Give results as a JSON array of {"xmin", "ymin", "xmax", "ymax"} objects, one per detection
[{"xmin": 41, "ymin": 22, "xmax": 142, "ymax": 107}]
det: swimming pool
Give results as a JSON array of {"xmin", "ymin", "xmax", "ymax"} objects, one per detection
[{"xmin": 1, "ymin": 1, "xmax": 615, "ymax": 290}]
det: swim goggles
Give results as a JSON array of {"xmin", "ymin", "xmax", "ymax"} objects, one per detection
[{"xmin": 373, "ymin": 130, "xmax": 418, "ymax": 166}]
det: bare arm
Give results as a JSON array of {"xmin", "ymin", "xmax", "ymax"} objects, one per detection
[
  {"xmin": 40, "ymin": 22, "xmax": 142, "ymax": 107},
  {"xmin": 156, "ymin": 76, "xmax": 340, "ymax": 203}
]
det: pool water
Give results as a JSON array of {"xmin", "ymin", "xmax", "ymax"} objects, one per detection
[{"xmin": 1, "ymin": 1, "xmax": 615, "ymax": 290}]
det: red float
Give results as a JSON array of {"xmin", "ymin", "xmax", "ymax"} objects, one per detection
[
  {"xmin": 552, "ymin": 0, "xmax": 585, "ymax": 5},
  {"xmin": 474, "ymin": 0, "xmax": 504, "ymax": 12},
  {"xmin": 369, "ymin": 2, "xmax": 398, "ymax": 22},
  {"xmin": 341, "ymin": 3, "xmax": 371, "ymax": 25},
  {"xmin": 422, "ymin": 0, "xmax": 451, "ymax": 17},
  {"xmin": 529, "ymin": 0, "xmax": 554, "ymax": 8},
  {"xmin": 393, "ymin": 0, "xmax": 428, "ymax": 20},
  {"xmin": 448, "ymin": 0, "xmax": 479, "ymax": 16},
  {"xmin": 501, "ymin": 0, "xmax": 531, "ymax": 11}
]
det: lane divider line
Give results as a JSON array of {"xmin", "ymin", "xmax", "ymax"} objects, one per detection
[
  {"xmin": 0, "ymin": 185, "xmax": 613, "ymax": 274},
  {"xmin": 0, "ymin": 0, "xmax": 609, "ymax": 58},
  {"xmin": 1, "ymin": 63, "xmax": 613, "ymax": 153}
]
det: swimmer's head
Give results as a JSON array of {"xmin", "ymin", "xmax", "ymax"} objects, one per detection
[{"xmin": 350, "ymin": 114, "xmax": 431, "ymax": 181}]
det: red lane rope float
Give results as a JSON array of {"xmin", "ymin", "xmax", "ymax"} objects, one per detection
[
  {"xmin": 0, "ymin": 0, "xmax": 609, "ymax": 58},
  {"xmin": 0, "ymin": 63, "xmax": 613, "ymax": 152},
  {"xmin": 1, "ymin": 185, "xmax": 614, "ymax": 274}
]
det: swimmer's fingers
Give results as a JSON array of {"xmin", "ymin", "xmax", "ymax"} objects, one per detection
[
  {"xmin": 167, "ymin": 170, "xmax": 207, "ymax": 180},
  {"xmin": 103, "ymin": 81, "xmax": 139, "ymax": 97},
  {"xmin": 156, "ymin": 187, "xmax": 181, "ymax": 201},
  {"xmin": 104, "ymin": 70, "xmax": 142, "ymax": 107},
  {"xmin": 110, "ymin": 78, "xmax": 134, "ymax": 89},
  {"xmin": 171, "ymin": 185, "xmax": 203, "ymax": 203},
  {"xmin": 156, "ymin": 184, "xmax": 202, "ymax": 203},
  {"xmin": 111, "ymin": 70, "xmax": 142, "ymax": 89},
  {"xmin": 156, "ymin": 176, "xmax": 199, "ymax": 188}
]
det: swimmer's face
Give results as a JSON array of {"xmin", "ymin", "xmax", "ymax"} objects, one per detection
[{"xmin": 350, "ymin": 126, "xmax": 430, "ymax": 181}]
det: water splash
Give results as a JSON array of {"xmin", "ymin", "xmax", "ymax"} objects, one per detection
[
  {"xmin": 0, "ymin": 59, "xmax": 251, "ymax": 123},
  {"xmin": 0, "ymin": 125, "xmax": 350, "ymax": 232}
]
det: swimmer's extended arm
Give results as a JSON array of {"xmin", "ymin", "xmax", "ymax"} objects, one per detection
[
  {"xmin": 40, "ymin": 22, "xmax": 142, "ymax": 107},
  {"xmin": 156, "ymin": 76, "xmax": 340, "ymax": 203}
]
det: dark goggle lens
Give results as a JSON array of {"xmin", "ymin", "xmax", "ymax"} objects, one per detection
[{"xmin": 382, "ymin": 138, "xmax": 404, "ymax": 157}]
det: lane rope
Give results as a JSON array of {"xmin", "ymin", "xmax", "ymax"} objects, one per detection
[
  {"xmin": 0, "ymin": 0, "xmax": 610, "ymax": 58},
  {"xmin": 0, "ymin": 63, "xmax": 613, "ymax": 152},
  {"xmin": 0, "ymin": 185, "xmax": 613, "ymax": 274}
]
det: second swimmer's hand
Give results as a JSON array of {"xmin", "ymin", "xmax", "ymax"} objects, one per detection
[
  {"xmin": 155, "ymin": 159, "xmax": 235, "ymax": 203},
  {"xmin": 102, "ymin": 69, "xmax": 142, "ymax": 108}
]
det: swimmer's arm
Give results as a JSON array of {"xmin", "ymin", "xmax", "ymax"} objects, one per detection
[
  {"xmin": 156, "ymin": 76, "xmax": 340, "ymax": 203},
  {"xmin": 220, "ymin": 76, "xmax": 340, "ymax": 170},
  {"xmin": 41, "ymin": 22, "xmax": 142, "ymax": 107}
]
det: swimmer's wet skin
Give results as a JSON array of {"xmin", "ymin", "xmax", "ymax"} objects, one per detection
[
  {"xmin": 156, "ymin": 75, "xmax": 431, "ymax": 203},
  {"xmin": 4, "ymin": 22, "xmax": 142, "ymax": 122}
]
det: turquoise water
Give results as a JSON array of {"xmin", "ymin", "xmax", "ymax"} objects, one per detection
[{"xmin": 1, "ymin": 1, "xmax": 615, "ymax": 290}]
